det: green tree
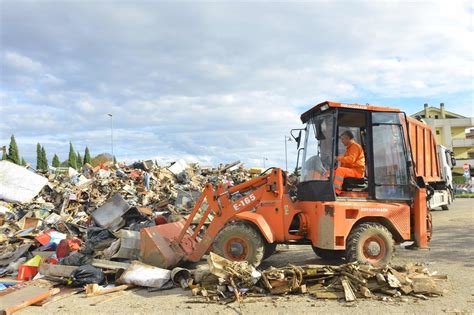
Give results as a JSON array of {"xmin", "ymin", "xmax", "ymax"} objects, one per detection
[
  {"xmin": 41, "ymin": 146, "xmax": 48, "ymax": 171},
  {"xmin": 21, "ymin": 157, "xmax": 27, "ymax": 166},
  {"xmin": 52, "ymin": 154, "xmax": 60, "ymax": 167},
  {"xmin": 6, "ymin": 135, "xmax": 20, "ymax": 165},
  {"xmin": 113, "ymin": 155, "xmax": 117, "ymax": 164},
  {"xmin": 76, "ymin": 152, "xmax": 83, "ymax": 169},
  {"xmin": 36, "ymin": 143, "xmax": 42, "ymax": 170},
  {"xmin": 83, "ymin": 146, "xmax": 92, "ymax": 165},
  {"xmin": 68, "ymin": 142, "xmax": 77, "ymax": 169}
]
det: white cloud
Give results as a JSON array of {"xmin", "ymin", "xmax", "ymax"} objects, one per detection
[{"xmin": 4, "ymin": 51, "xmax": 42, "ymax": 72}]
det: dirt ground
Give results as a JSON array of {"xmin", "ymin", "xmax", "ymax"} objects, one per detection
[{"xmin": 20, "ymin": 199, "xmax": 474, "ymax": 315}]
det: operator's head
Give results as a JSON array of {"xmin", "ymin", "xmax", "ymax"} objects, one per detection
[{"xmin": 340, "ymin": 130, "xmax": 354, "ymax": 146}]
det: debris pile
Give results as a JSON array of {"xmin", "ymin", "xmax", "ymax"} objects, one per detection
[
  {"xmin": 189, "ymin": 253, "xmax": 446, "ymax": 303},
  {"xmin": 0, "ymin": 159, "xmax": 257, "ymax": 306}
]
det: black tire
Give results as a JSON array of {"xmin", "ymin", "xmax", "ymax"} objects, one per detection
[
  {"xmin": 441, "ymin": 204, "xmax": 449, "ymax": 210},
  {"xmin": 212, "ymin": 222, "xmax": 265, "ymax": 266},
  {"xmin": 346, "ymin": 222, "xmax": 394, "ymax": 267},
  {"xmin": 263, "ymin": 243, "xmax": 277, "ymax": 260},
  {"xmin": 312, "ymin": 247, "xmax": 345, "ymax": 260}
]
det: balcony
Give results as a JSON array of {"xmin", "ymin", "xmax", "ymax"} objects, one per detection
[
  {"xmin": 426, "ymin": 117, "xmax": 474, "ymax": 128},
  {"xmin": 452, "ymin": 138, "xmax": 474, "ymax": 147}
]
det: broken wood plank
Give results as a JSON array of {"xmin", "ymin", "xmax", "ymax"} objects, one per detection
[
  {"xmin": 359, "ymin": 286, "xmax": 373, "ymax": 298},
  {"xmin": 1, "ymin": 288, "xmax": 60, "ymax": 315},
  {"xmin": 312, "ymin": 290, "xmax": 345, "ymax": 299},
  {"xmin": 341, "ymin": 279, "xmax": 357, "ymax": 302}
]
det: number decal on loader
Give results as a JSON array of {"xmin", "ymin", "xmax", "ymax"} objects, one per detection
[{"xmin": 233, "ymin": 194, "xmax": 256, "ymax": 211}]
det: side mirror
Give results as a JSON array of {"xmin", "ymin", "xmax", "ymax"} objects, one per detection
[
  {"xmin": 291, "ymin": 128, "xmax": 304, "ymax": 149},
  {"xmin": 295, "ymin": 130, "xmax": 302, "ymax": 149},
  {"xmin": 450, "ymin": 152, "xmax": 456, "ymax": 167}
]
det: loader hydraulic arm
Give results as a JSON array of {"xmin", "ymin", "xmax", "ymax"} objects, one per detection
[{"xmin": 174, "ymin": 168, "xmax": 285, "ymax": 262}]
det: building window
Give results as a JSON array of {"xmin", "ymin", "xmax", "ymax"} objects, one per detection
[
  {"xmin": 435, "ymin": 115, "xmax": 439, "ymax": 119},
  {"xmin": 421, "ymin": 115, "xmax": 425, "ymax": 118},
  {"xmin": 436, "ymin": 130, "xmax": 440, "ymax": 135}
]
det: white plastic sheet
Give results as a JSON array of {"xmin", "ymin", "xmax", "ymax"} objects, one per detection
[
  {"xmin": 0, "ymin": 161, "xmax": 48, "ymax": 203},
  {"xmin": 117, "ymin": 260, "xmax": 171, "ymax": 288}
]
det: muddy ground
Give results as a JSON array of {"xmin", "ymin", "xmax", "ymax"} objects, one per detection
[{"xmin": 20, "ymin": 199, "xmax": 473, "ymax": 314}]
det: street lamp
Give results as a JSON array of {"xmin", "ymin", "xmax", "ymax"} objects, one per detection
[
  {"xmin": 107, "ymin": 113, "xmax": 114, "ymax": 160},
  {"xmin": 284, "ymin": 135, "xmax": 292, "ymax": 172}
]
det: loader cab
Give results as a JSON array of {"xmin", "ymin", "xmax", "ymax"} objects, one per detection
[{"xmin": 296, "ymin": 102, "xmax": 415, "ymax": 202}]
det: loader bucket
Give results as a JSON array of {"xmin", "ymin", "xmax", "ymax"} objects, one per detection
[{"xmin": 140, "ymin": 221, "xmax": 186, "ymax": 269}]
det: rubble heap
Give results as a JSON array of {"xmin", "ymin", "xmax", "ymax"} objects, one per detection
[{"xmin": 191, "ymin": 253, "xmax": 447, "ymax": 303}]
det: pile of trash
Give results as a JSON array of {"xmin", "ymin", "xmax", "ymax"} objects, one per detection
[
  {"xmin": 190, "ymin": 253, "xmax": 446, "ymax": 303},
  {"xmin": 0, "ymin": 159, "xmax": 256, "ymax": 281}
]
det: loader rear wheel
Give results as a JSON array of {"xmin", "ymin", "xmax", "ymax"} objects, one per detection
[
  {"xmin": 312, "ymin": 247, "xmax": 345, "ymax": 260},
  {"xmin": 346, "ymin": 222, "xmax": 394, "ymax": 267},
  {"xmin": 212, "ymin": 222, "xmax": 265, "ymax": 266}
]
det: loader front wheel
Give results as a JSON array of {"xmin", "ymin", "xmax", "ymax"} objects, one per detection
[
  {"xmin": 212, "ymin": 222, "xmax": 265, "ymax": 266},
  {"xmin": 346, "ymin": 222, "xmax": 394, "ymax": 267}
]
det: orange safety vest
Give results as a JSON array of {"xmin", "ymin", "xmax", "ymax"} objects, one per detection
[{"xmin": 337, "ymin": 142, "xmax": 365, "ymax": 176}]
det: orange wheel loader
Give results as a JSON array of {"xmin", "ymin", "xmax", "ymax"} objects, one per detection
[{"xmin": 140, "ymin": 101, "xmax": 436, "ymax": 268}]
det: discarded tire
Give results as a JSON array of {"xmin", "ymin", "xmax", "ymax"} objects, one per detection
[
  {"xmin": 312, "ymin": 247, "xmax": 345, "ymax": 260},
  {"xmin": 346, "ymin": 222, "xmax": 394, "ymax": 266},
  {"xmin": 212, "ymin": 222, "xmax": 265, "ymax": 267}
]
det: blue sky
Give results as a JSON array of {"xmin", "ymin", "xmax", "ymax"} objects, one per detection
[{"xmin": 1, "ymin": 1, "xmax": 472, "ymax": 169}]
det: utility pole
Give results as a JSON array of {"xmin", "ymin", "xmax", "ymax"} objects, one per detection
[
  {"xmin": 263, "ymin": 157, "xmax": 268, "ymax": 169},
  {"xmin": 108, "ymin": 113, "xmax": 114, "ymax": 159}
]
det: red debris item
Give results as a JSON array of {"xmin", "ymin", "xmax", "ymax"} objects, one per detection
[
  {"xmin": 56, "ymin": 238, "xmax": 82, "ymax": 258},
  {"xmin": 17, "ymin": 265, "xmax": 39, "ymax": 281},
  {"xmin": 129, "ymin": 171, "xmax": 141, "ymax": 179},
  {"xmin": 155, "ymin": 215, "xmax": 167, "ymax": 226},
  {"xmin": 35, "ymin": 230, "xmax": 52, "ymax": 245}
]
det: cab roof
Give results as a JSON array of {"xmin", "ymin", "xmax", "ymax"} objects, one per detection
[{"xmin": 300, "ymin": 101, "xmax": 401, "ymax": 123}]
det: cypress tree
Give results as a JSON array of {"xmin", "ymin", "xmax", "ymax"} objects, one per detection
[
  {"xmin": 41, "ymin": 146, "xmax": 48, "ymax": 171},
  {"xmin": 76, "ymin": 152, "xmax": 83, "ymax": 169},
  {"xmin": 36, "ymin": 143, "xmax": 42, "ymax": 170},
  {"xmin": 68, "ymin": 142, "xmax": 77, "ymax": 169},
  {"xmin": 6, "ymin": 135, "xmax": 20, "ymax": 165},
  {"xmin": 113, "ymin": 155, "xmax": 117, "ymax": 164},
  {"xmin": 21, "ymin": 157, "xmax": 27, "ymax": 166},
  {"xmin": 83, "ymin": 147, "xmax": 92, "ymax": 165},
  {"xmin": 52, "ymin": 154, "xmax": 60, "ymax": 167}
]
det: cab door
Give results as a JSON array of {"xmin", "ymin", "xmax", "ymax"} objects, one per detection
[{"xmin": 371, "ymin": 112, "xmax": 412, "ymax": 200}]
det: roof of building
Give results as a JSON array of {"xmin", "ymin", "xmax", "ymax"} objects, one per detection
[{"xmin": 411, "ymin": 106, "xmax": 467, "ymax": 119}]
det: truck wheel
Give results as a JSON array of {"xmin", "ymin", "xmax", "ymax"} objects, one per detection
[
  {"xmin": 346, "ymin": 223, "xmax": 394, "ymax": 266},
  {"xmin": 312, "ymin": 247, "xmax": 345, "ymax": 260},
  {"xmin": 263, "ymin": 243, "xmax": 277, "ymax": 260},
  {"xmin": 441, "ymin": 204, "xmax": 449, "ymax": 210},
  {"xmin": 212, "ymin": 222, "xmax": 265, "ymax": 266}
]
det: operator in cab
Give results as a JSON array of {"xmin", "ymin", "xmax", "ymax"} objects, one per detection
[{"xmin": 334, "ymin": 130, "xmax": 365, "ymax": 194}]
